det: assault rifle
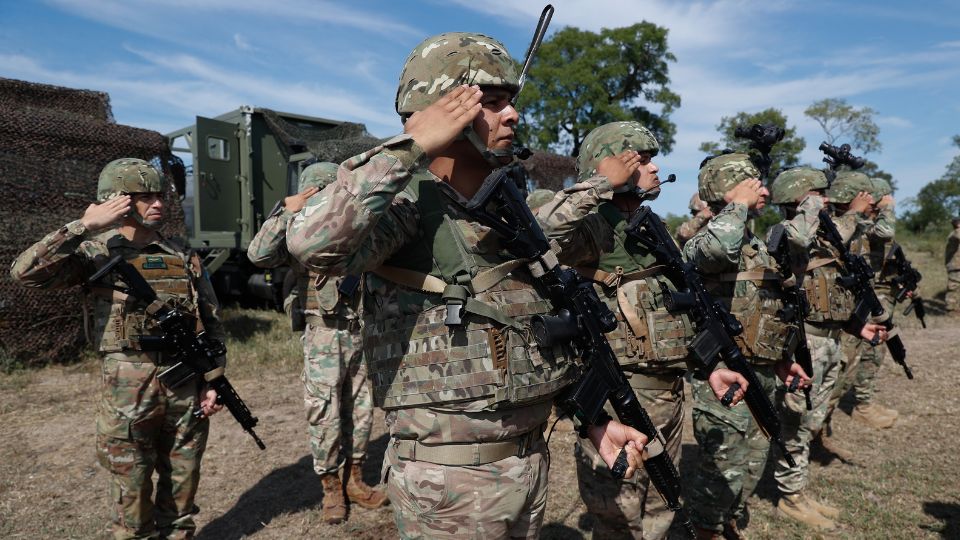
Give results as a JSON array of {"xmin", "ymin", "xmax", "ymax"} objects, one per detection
[
  {"xmin": 625, "ymin": 206, "xmax": 797, "ymax": 468},
  {"xmin": 89, "ymin": 255, "xmax": 267, "ymax": 449},
  {"xmin": 767, "ymin": 224, "xmax": 814, "ymax": 410},
  {"xmin": 816, "ymin": 211, "xmax": 913, "ymax": 379},
  {"xmin": 885, "ymin": 243, "xmax": 926, "ymax": 328},
  {"xmin": 464, "ymin": 163, "xmax": 697, "ymax": 539}
]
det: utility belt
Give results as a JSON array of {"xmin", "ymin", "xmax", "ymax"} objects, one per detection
[
  {"xmin": 804, "ymin": 322, "xmax": 843, "ymax": 340},
  {"xmin": 390, "ymin": 426, "xmax": 545, "ymax": 466},
  {"xmin": 306, "ymin": 314, "xmax": 361, "ymax": 332}
]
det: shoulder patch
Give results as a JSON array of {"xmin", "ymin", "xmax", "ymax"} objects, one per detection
[{"xmin": 142, "ymin": 256, "xmax": 168, "ymax": 270}]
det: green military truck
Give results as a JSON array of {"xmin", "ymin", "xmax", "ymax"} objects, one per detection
[{"xmin": 166, "ymin": 106, "xmax": 379, "ymax": 307}]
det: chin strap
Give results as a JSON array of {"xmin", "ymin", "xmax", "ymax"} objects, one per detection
[{"xmin": 462, "ymin": 126, "xmax": 512, "ymax": 169}]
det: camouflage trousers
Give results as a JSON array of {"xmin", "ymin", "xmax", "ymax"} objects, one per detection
[
  {"xmin": 687, "ymin": 364, "xmax": 778, "ymax": 531},
  {"xmin": 384, "ymin": 439, "xmax": 550, "ymax": 539},
  {"xmin": 851, "ymin": 342, "xmax": 884, "ymax": 404},
  {"xmin": 575, "ymin": 373, "xmax": 684, "ymax": 540},
  {"xmin": 774, "ymin": 331, "xmax": 843, "ymax": 495},
  {"xmin": 303, "ymin": 319, "xmax": 373, "ymax": 475},
  {"xmin": 96, "ymin": 353, "xmax": 209, "ymax": 540},
  {"xmin": 824, "ymin": 332, "xmax": 865, "ymax": 421},
  {"xmin": 946, "ymin": 270, "xmax": 960, "ymax": 312}
]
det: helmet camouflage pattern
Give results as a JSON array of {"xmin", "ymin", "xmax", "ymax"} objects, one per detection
[
  {"xmin": 826, "ymin": 169, "xmax": 872, "ymax": 204},
  {"xmin": 576, "ymin": 121, "xmax": 660, "ymax": 181},
  {"xmin": 96, "ymin": 158, "xmax": 164, "ymax": 202},
  {"xmin": 688, "ymin": 192, "xmax": 706, "ymax": 214},
  {"xmin": 770, "ymin": 167, "xmax": 829, "ymax": 205},
  {"xmin": 526, "ymin": 188, "xmax": 555, "ymax": 210},
  {"xmin": 299, "ymin": 162, "xmax": 338, "ymax": 191},
  {"xmin": 396, "ymin": 32, "xmax": 519, "ymax": 117},
  {"xmin": 870, "ymin": 177, "xmax": 892, "ymax": 200},
  {"xmin": 698, "ymin": 153, "xmax": 760, "ymax": 204}
]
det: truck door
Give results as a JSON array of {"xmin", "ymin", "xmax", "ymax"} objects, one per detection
[{"xmin": 195, "ymin": 116, "xmax": 241, "ymax": 237}]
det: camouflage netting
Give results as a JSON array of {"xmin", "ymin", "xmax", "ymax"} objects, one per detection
[
  {"xmin": 522, "ymin": 151, "xmax": 576, "ymax": 192},
  {"xmin": 260, "ymin": 109, "xmax": 384, "ymax": 164},
  {"xmin": 0, "ymin": 77, "xmax": 184, "ymax": 368}
]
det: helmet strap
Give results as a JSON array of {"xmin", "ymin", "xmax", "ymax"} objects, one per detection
[{"xmin": 462, "ymin": 126, "xmax": 508, "ymax": 169}]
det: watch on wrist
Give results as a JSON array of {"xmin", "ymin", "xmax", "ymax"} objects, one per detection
[{"xmin": 66, "ymin": 220, "xmax": 87, "ymax": 236}]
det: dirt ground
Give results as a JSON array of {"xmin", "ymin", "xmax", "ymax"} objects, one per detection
[{"xmin": 1, "ymin": 306, "xmax": 958, "ymax": 539}]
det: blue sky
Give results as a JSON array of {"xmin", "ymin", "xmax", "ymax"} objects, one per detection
[{"xmin": 2, "ymin": 0, "xmax": 959, "ymax": 217}]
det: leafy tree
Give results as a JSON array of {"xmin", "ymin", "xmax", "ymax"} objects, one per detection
[
  {"xmin": 516, "ymin": 22, "xmax": 680, "ymax": 157},
  {"xmin": 804, "ymin": 98, "xmax": 882, "ymax": 154},
  {"xmin": 698, "ymin": 109, "xmax": 805, "ymax": 179},
  {"xmin": 902, "ymin": 135, "xmax": 960, "ymax": 232}
]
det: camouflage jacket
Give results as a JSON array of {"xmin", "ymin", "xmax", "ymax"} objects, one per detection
[
  {"xmin": 286, "ymin": 135, "xmax": 572, "ymax": 444},
  {"xmin": 11, "ymin": 220, "xmax": 225, "ymax": 365},
  {"xmin": 247, "ymin": 208, "xmax": 296, "ymax": 269},
  {"xmin": 538, "ymin": 175, "xmax": 694, "ymax": 372},
  {"xmin": 676, "ymin": 213, "xmax": 711, "ymax": 247}
]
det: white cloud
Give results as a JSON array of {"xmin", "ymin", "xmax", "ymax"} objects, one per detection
[
  {"xmin": 233, "ymin": 33, "xmax": 255, "ymax": 52},
  {"xmin": 877, "ymin": 115, "xmax": 913, "ymax": 129}
]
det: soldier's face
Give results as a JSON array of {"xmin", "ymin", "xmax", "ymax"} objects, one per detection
[
  {"xmin": 473, "ymin": 87, "xmax": 518, "ymax": 157},
  {"xmin": 130, "ymin": 192, "xmax": 164, "ymax": 229},
  {"xmin": 635, "ymin": 153, "xmax": 660, "ymax": 191}
]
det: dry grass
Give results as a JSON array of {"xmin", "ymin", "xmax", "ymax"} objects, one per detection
[{"xmin": 1, "ymin": 238, "xmax": 957, "ymax": 539}]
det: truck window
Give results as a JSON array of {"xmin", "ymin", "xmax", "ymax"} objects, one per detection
[{"xmin": 207, "ymin": 136, "xmax": 230, "ymax": 161}]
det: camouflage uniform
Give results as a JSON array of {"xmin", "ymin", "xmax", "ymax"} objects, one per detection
[
  {"xmin": 538, "ymin": 122, "xmax": 693, "ymax": 539},
  {"xmin": 675, "ymin": 193, "xmax": 710, "ymax": 247},
  {"xmin": 682, "ymin": 154, "xmax": 805, "ymax": 533},
  {"xmin": 287, "ymin": 33, "xmax": 582, "ymax": 538},
  {"xmin": 772, "ymin": 169, "xmax": 866, "ymax": 497},
  {"xmin": 945, "ymin": 225, "xmax": 960, "ymax": 312},
  {"xmin": 11, "ymin": 160, "xmax": 223, "ymax": 540},
  {"xmin": 246, "ymin": 165, "xmax": 372, "ymax": 477}
]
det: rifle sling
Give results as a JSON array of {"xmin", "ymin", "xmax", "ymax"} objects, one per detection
[
  {"xmin": 805, "ymin": 257, "xmax": 837, "ymax": 272},
  {"xmin": 705, "ymin": 270, "xmax": 781, "ymax": 283},
  {"xmin": 573, "ymin": 265, "xmax": 666, "ymax": 346}
]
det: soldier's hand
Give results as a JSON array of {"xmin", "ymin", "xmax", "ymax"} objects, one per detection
[
  {"xmin": 708, "ymin": 368, "xmax": 748, "ymax": 405},
  {"xmin": 696, "ymin": 206, "xmax": 714, "ymax": 219},
  {"xmin": 81, "ymin": 195, "xmax": 131, "ymax": 232},
  {"xmin": 775, "ymin": 360, "xmax": 812, "ymax": 389},
  {"xmin": 860, "ymin": 322, "xmax": 888, "ymax": 343},
  {"xmin": 848, "ymin": 191, "xmax": 874, "ymax": 214},
  {"xmin": 724, "ymin": 178, "xmax": 764, "ymax": 207},
  {"xmin": 588, "ymin": 420, "xmax": 647, "ymax": 479},
  {"xmin": 284, "ymin": 186, "xmax": 320, "ymax": 213},
  {"xmin": 199, "ymin": 387, "xmax": 223, "ymax": 417},
  {"xmin": 877, "ymin": 194, "xmax": 895, "ymax": 209},
  {"xmin": 597, "ymin": 151, "xmax": 642, "ymax": 189},
  {"xmin": 405, "ymin": 85, "xmax": 483, "ymax": 158}
]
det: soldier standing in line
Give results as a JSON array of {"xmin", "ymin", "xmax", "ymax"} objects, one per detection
[
  {"xmin": 945, "ymin": 217, "xmax": 960, "ymax": 313},
  {"xmin": 676, "ymin": 192, "xmax": 713, "ymax": 247},
  {"xmin": 246, "ymin": 162, "xmax": 387, "ymax": 524},
  {"xmin": 681, "ymin": 155, "xmax": 811, "ymax": 540},
  {"xmin": 11, "ymin": 159, "xmax": 224, "ymax": 540},
  {"xmin": 768, "ymin": 167, "xmax": 886, "ymax": 531},
  {"xmin": 536, "ymin": 121, "xmax": 747, "ymax": 540},
  {"xmin": 285, "ymin": 33, "xmax": 649, "ymax": 538},
  {"xmin": 828, "ymin": 177, "xmax": 898, "ymax": 435}
]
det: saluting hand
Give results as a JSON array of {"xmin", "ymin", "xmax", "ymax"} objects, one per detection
[
  {"xmin": 284, "ymin": 186, "xmax": 320, "ymax": 213},
  {"xmin": 405, "ymin": 84, "xmax": 483, "ymax": 158},
  {"xmin": 848, "ymin": 191, "xmax": 874, "ymax": 214},
  {"xmin": 80, "ymin": 195, "xmax": 131, "ymax": 232},
  {"xmin": 597, "ymin": 151, "xmax": 642, "ymax": 189}
]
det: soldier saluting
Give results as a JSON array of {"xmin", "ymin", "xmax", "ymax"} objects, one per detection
[
  {"xmin": 286, "ymin": 33, "xmax": 648, "ymax": 538},
  {"xmin": 11, "ymin": 159, "xmax": 225, "ymax": 539}
]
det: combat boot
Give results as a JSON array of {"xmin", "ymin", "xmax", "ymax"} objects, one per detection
[
  {"xmin": 818, "ymin": 428, "xmax": 856, "ymax": 463},
  {"xmin": 802, "ymin": 493, "xmax": 840, "ymax": 520},
  {"xmin": 345, "ymin": 461, "xmax": 389, "ymax": 509},
  {"xmin": 777, "ymin": 493, "xmax": 836, "ymax": 531},
  {"xmin": 852, "ymin": 403, "xmax": 896, "ymax": 429},
  {"xmin": 320, "ymin": 473, "xmax": 347, "ymax": 524}
]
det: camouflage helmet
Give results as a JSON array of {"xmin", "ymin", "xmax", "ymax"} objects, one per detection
[
  {"xmin": 698, "ymin": 153, "xmax": 760, "ymax": 204},
  {"xmin": 395, "ymin": 32, "xmax": 519, "ymax": 117},
  {"xmin": 96, "ymin": 158, "xmax": 163, "ymax": 202},
  {"xmin": 826, "ymin": 169, "xmax": 872, "ymax": 204},
  {"xmin": 770, "ymin": 167, "xmax": 829, "ymax": 205},
  {"xmin": 576, "ymin": 121, "xmax": 660, "ymax": 181},
  {"xmin": 870, "ymin": 177, "xmax": 892, "ymax": 200},
  {"xmin": 299, "ymin": 162, "xmax": 338, "ymax": 192},
  {"xmin": 526, "ymin": 188, "xmax": 555, "ymax": 210},
  {"xmin": 688, "ymin": 192, "xmax": 706, "ymax": 214}
]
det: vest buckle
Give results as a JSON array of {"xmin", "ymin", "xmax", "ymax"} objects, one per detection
[{"xmin": 442, "ymin": 284, "xmax": 470, "ymax": 327}]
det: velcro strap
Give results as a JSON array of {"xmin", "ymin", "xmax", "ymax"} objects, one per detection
[
  {"xmin": 805, "ymin": 257, "xmax": 837, "ymax": 272},
  {"xmin": 471, "ymin": 260, "xmax": 526, "ymax": 293},
  {"xmin": 617, "ymin": 286, "xmax": 647, "ymax": 342},
  {"xmin": 463, "ymin": 298, "xmax": 523, "ymax": 329},
  {"xmin": 392, "ymin": 431, "xmax": 542, "ymax": 466}
]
